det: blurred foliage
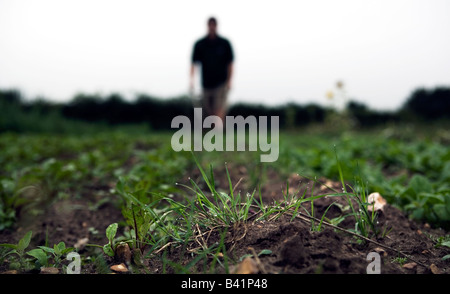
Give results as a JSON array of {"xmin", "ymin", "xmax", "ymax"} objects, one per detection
[
  {"xmin": 0, "ymin": 90, "xmax": 149, "ymax": 134},
  {"xmin": 0, "ymin": 131, "xmax": 193, "ymax": 231},
  {"xmin": 272, "ymin": 128, "xmax": 450, "ymax": 229},
  {"xmin": 2, "ymin": 86, "xmax": 448, "ymax": 134},
  {"xmin": 0, "ymin": 126, "xmax": 449, "ymax": 230},
  {"xmin": 0, "ymin": 86, "xmax": 449, "ymax": 231}
]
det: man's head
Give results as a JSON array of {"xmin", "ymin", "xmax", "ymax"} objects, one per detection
[{"xmin": 207, "ymin": 17, "xmax": 217, "ymax": 38}]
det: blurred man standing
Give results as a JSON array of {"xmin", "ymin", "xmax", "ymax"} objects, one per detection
[{"xmin": 190, "ymin": 17, "xmax": 234, "ymax": 122}]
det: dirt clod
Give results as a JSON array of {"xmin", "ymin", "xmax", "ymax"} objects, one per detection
[
  {"xmin": 278, "ymin": 234, "xmax": 306, "ymax": 268},
  {"xmin": 115, "ymin": 242, "xmax": 132, "ymax": 265}
]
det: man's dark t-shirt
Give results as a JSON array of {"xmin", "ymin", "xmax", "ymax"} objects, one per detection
[{"xmin": 192, "ymin": 35, "xmax": 234, "ymax": 89}]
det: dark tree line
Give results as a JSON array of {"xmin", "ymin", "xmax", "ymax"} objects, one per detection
[
  {"xmin": 62, "ymin": 94, "xmax": 329, "ymax": 129},
  {"xmin": 403, "ymin": 87, "xmax": 450, "ymax": 120},
  {"xmin": 62, "ymin": 93, "xmax": 193, "ymax": 130},
  {"xmin": 1, "ymin": 86, "xmax": 449, "ymax": 132}
]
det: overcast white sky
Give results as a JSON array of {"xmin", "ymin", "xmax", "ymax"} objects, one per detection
[{"xmin": 1, "ymin": 0, "xmax": 449, "ymax": 110}]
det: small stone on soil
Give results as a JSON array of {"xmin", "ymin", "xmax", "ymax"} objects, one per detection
[
  {"xmin": 231, "ymin": 257, "xmax": 259, "ymax": 274},
  {"xmin": 402, "ymin": 262, "xmax": 417, "ymax": 270},
  {"xmin": 373, "ymin": 247, "xmax": 387, "ymax": 257},
  {"xmin": 1, "ymin": 270, "xmax": 18, "ymax": 274},
  {"xmin": 74, "ymin": 237, "xmax": 89, "ymax": 250},
  {"xmin": 430, "ymin": 264, "xmax": 442, "ymax": 274},
  {"xmin": 110, "ymin": 263, "xmax": 128, "ymax": 273},
  {"xmin": 40, "ymin": 267, "xmax": 59, "ymax": 274},
  {"xmin": 367, "ymin": 192, "xmax": 387, "ymax": 212}
]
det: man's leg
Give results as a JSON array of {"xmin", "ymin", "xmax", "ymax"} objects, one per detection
[
  {"xmin": 201, "ymin": 88, "xmax": 215, "ymax": 118},
  {"xmin": 202, "ymin": 83, "xmax": 228, "ymax": 128},
  {"xmin": 213, "ymin": 83, "xmax": 229, "ymax": 122}
]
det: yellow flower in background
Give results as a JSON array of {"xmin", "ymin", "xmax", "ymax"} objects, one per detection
[{"xmin": 326, "ymin": 90, "xmax": 334, "ymax": 100}]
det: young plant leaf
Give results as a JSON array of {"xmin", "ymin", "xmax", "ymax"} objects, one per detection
[
  {"xmin": 62, "ymin": 247, "xmax": 75, "ymax": 255},
  {"xmin": 38, "ymin": 246, "xmax": 55, "ymax": 254},
  {"xmin": 441, "ymin": 241, "xmax": 450, "ymax": 248},
  {"xmin": 27, "ymin": 248, "xmax": 48, "ymax": 266},
  {"xmin": 103, "ymin": 244, "xmax": 114, "ymax": 257},
  {"xmin": 258, "ymin": 249, "xmax": 272, "ymax": 256},
  {"xmin": 239, "ymin": 254, "xmax": 252, "ymax": 261},
  {"xmin": 0, "ymin": 243, "xmax": 17, "ymax": 250},
  {"xmin": 106, "ymin": 223, "xmax": 118, "ymax": 243},
  {"xmin": 54, "ymin": 242, "xmax": 66, "ymax": 256},
  {"xmin": 17, "ymin": 231, "xmax": 32, "ymax": 253}
]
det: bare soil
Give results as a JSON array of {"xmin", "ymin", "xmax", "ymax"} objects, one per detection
[
  {"xmin": 1, "ymin": 163, "xmax": 449, "ymax": 274},
  {"xmin": 155, "ymin": 163, "xmax": 449, "ymax": 274}
]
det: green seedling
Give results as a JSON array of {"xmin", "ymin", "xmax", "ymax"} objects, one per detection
[
  {"xmin": 433, "ymin": 235, "xmax": 450, "ymax": 261},
  {"xmin": 0, "ymin": 179, "xmax": 18, "ymax": 230},
  {"xmin": 116, "ymin": 179, "xmax": 162, "ymax": 253},
  {"xmin": 433, "ymin": 235, "xmax": 450, "ymax": 248},
  {"xmin": 114, "ymin": 175, "xmax": 185, "ymax": 266},
  {"xmin": 391, "ymin": 256, "xmax": 408, "ymax": 266},
  {"xmin": 103, "ymin": 223, "xmax": 118, "ymax": 257},
  {"xmin": 380, "ymin": 225, "xmax": 393, "ymax": 238},
  {"xmin": 86, "ymin": 223, "xmax": 119, "ymax": 257},
  {"xmin": 334, "ymin": 149, "xmax": 381, "ymax": 239},
  {"xmin": 299, "ymin": 200, "xmax": 337, "ymax": 233},
  {"xmin": 177, "ymin": 154, "xmax": 256, "ymax": 229},
  {"xmin": 27, "ymin": 248, "xmax": 49, "ymax": 268},
  {"xmin": 92, "ymin": 253, "xmax": 112, "ymax": 274},
  {"xmin": 36, "ymin": 241, "xmax": 75, "ymax": 267},
  {"xmin": 160, "ymin": 228, "xmax": 230, "ymax": 274},
  {"xmin": 239, "ymin": 249, "xmax": 272, "ymax": 261},
  {"xmin": 0, "ymin": 231, "xmax": 33, "ymax": 271}
]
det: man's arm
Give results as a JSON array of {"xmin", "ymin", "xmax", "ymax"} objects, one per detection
[
  {"xmin": 190, "ymin": 63, "xmax": 196, "ymax": 91},
  {"xmin": 226, "ymin": 39, "xmax": 234, "ymax": 90},
  {"xmin": 190, "ymin": 40, "xmax": 200, "ymax": 92},
  {"xmin": 226, "ymin": 62, "xmax": 233, "ymax": 90}
]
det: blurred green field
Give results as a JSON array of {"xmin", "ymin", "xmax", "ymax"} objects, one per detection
[{"xmin": 1, "ymin": 124, "xmax": 449, "ymax": 232}]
